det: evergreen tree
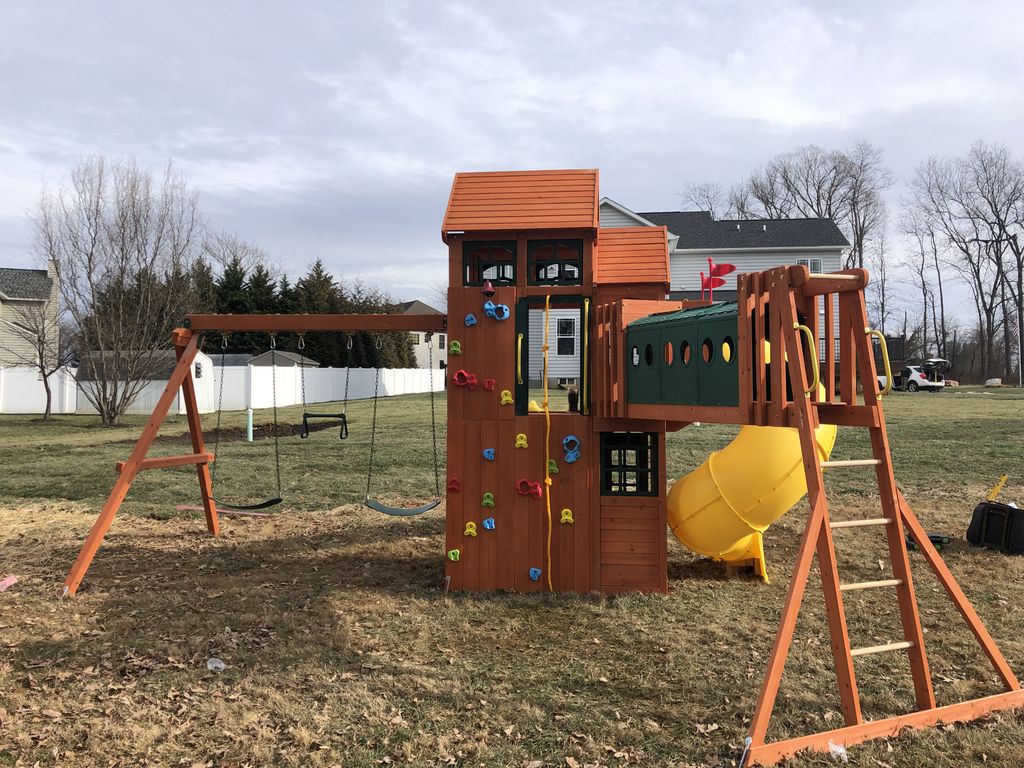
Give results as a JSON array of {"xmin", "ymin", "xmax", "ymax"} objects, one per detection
[
  {"xmin": 215, "ymin": 257, "xmax": 252, "ymax": 352},
  {"xmin": 296, "ymin": 260, "xmax": 340, "ymax": 366},
  {"xmin": 246, "ymin": 263, "xmax": 278, "ymax": 352},
  {"xmin": 189, "ymin": 258, "xmax": 217, "ymax": 314}
]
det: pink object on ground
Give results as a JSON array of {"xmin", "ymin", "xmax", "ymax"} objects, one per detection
[{"xmin": 0, "ymin": 575, "xmax": 19, "ymax": 592}]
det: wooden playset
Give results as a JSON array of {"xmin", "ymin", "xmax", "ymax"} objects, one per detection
[{"xmin": 63, "ymin": 169, "xmax": 1024, "ymax": 765}]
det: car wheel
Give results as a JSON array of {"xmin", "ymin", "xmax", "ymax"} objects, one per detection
[{"xmin": 907, "ymin": 381, "xmax": 919, "ymax": 392}]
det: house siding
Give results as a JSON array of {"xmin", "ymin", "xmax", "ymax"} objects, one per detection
[
  {"xmin": 670, "ymin": 249, "xmax": 844, "ymax": 294},
  {"xmin": 528, "ymin": 308, "xmax": 580, "ymax": 382},
  {"xmin": 600, "ymin": 205, "xmax": 644, "ymax": 228},
  {"xmin": 0, "ymin": 299, "xmax": 53, "ymax": 367}
]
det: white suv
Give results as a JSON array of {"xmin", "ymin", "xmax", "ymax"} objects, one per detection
[{"xmin": 878, "ymin": 359, "xmax": 948, "ymax": 393}]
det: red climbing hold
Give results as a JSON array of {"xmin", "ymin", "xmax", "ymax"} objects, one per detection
[
  {"xmin": 446, "ymin": 478, "xmax": 461, "ymax": 492},
  {"xmin": 483, "ymin": 378, "xmax": 496, "ymax": 391},
  {"xmin": 516, "ymin": 479, "xmax": 543, "ymax": 498}
]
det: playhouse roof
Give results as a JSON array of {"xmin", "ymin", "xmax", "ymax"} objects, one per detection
[
  {"xmin": 442, "ymin": 169, "xmax": 599, "ymax": 240},
  {"xmin": 593, "ymin": 226, "xmax": 670, "ymax": 287}
]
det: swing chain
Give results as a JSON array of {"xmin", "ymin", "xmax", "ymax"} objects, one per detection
[
  {"xmin": 427, "ymin": 333, "xmax": 440, "ymax": 497},
  {"xmin": 269, "ymin": 334, "xmax": 282, "ymax": 498},
  {"xmin": 298, "ymin": 334, "xmax": 307, "ymax": 410},
  {"xmin": 365, "ymin": 336, "xmax": 382, "ymax": 502},
  {"xmin": 343, "ymin": 334, "xmax": 352, "ymax": 417},
  {"xmin": 211, "ymin": 333, "xmax": 229, "ymax": 487}
]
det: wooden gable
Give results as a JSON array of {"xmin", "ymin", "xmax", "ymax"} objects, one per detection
[{"xmin": 593, "ymin": 226, "xmax": 670, "ymax": 287}]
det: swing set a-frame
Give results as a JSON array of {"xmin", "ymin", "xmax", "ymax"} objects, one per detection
[{"xmin": 62, "ymin": 311, "xmax": 446, "ymax": 598}]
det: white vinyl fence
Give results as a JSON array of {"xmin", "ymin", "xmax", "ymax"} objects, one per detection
[{"xmin": 0, "ymin": 365, "xmax": 443, "ymax": 416}]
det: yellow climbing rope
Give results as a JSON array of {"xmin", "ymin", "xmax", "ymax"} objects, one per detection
[{"xmin": 542, "ymin": 294, "xmax": 553, "ymax": 591}]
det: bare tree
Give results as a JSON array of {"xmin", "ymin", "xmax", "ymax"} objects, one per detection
[
  {"xmin": 866, "ymin": 230, "xmax": 895, "ymax": 333},
  {"xmin": 908, "ymin": 153, "xmax": 1008, "ymax": 379},
  {"xmin": 899, "ymin": 206, "xmax": 950, "ymax": 358},
  {"xmin": 0, "ymin": 300, "xmax": 75, "ymax": 420},
  {"xmin": 35, "ymin": 156, "xmax": 203, "ymax": 424},
  {"xmin": 689, "ymin": 143, "xmax": 893, "ymax": 268},
  {"xmin": 203, "ymin": 231, "xmax": 275, "ymax": 276},
  {"xmin": 681, "ymin": 182, "xmax": 725, "ymax": 219}
]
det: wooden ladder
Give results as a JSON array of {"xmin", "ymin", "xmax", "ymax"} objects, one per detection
[{"xmin": 741, "ymin": 270, "xmax": 1024, "ymax": 766}]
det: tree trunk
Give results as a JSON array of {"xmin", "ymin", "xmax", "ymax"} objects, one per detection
[{"xmin": 42, "ymin": 373, "xmax": 52, "ymax": 421}]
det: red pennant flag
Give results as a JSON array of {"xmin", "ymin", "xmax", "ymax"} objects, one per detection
[
  {"xmin": 710, "ymin": 263, "xmax": 737, "ymax": 277},
  {"xmin": 701, "ymin": 275, "xmax": 726, "ymax": 290}
]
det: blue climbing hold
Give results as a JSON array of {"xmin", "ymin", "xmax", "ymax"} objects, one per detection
[
  {"xmin": 563, "ymin": 435, "xmax": 581, "ymax": 463},
  {"xmin": 465, "ymin": 313, "xmax": 478, "ymax": 327},
  {"xmin": 482, "ymin": 448, "xmax": 495, "ymax": 461},
  {"xmin": 529, "ymin": 567, "xmax": 542, "ymax": 582},
  {"xmin": 483, "ymin": 517, "xmax": 495, "ymax": 530},
  {"xmin": 483, "ymin": 300, "xmax": 510, "ymax": 321}
]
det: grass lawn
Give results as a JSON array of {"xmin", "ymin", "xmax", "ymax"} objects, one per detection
[{"xmin": 1, "ymin": 389, "xmax": 1023, "ymax": 767}]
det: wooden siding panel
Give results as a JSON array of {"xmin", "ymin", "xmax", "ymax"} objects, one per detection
[{"xmin": 594, "ymin": 227, "xmax": 670, "ymax": 287}]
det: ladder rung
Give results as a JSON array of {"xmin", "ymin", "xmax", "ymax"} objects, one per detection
[
  {"xmin": 821, "ymin": 459, "xmax": 882, "ymax": 468},
  {"xmin": 850, "ymin": 640, "xmax": 915, "ymax": 658},
  {"xmin": 808, "ymin": 272, "xmax": 859, "ymax": 281},
  {"xmin": 840, "ymin": 578, "xmax": 903, "ymax": 592},
  {"xmin": 830, "ymin": 517, "xmax": 892, "ymax": 529}
]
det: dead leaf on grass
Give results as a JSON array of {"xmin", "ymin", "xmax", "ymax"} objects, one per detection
[{"xmin": 695, "ymin": 722, "xmax": 720, "ymax": 734}]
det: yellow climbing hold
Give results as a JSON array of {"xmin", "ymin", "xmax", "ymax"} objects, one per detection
[
  {"xmin": 515, "ymin": 433, "xmax": 529, "ymax": 449},
  {"xmin": 464, "ymin": 522, "xmax": 478, "ymax": 537},
  {"xmin": 560, "ymin": 508, "xmax": 574, "ymax": 524},
  {"xmin": 499, "ymin": 389, "xmax": 514, "ymax": 405}
]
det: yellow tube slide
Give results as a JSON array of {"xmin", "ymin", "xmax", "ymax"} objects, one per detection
[{"xmin": 667, "ymin": 421, "xmax": 837, "ymax": 581}]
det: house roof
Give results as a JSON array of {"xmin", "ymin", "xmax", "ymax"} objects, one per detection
[
  {"xmin": 250, "ymin": 350, "xmax": 319, "ymax": 367},
  {"xmin": 0, "ymin": 268, "xmax": 52, "ymax": 301},
  {"xmin": 399, "ymin": 299, "xmax": 443, "ymax": 315},
  {"xmin": 442, "ymin": 169, "xmax": 599, "ymax": 240},
  {"xmin": 637, "ymin": 211, "xmax": 850, "ymax": 250},
  {"xmin": 594, "ymin": 227, "xmax": 670, "ymax": 287},
  {"xmin": 213, "ymin": 354, "xmax": 254, "ymax": 367}
]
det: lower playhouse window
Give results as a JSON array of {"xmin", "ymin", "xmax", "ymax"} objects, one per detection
[{"xmin": 600, "ymin": 432, "xmax": 658, "ymax": 496}]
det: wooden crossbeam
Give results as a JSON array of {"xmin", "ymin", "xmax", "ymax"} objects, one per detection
[
  {"xmin": 830, "ymin": 517, "xmax": 892, "ymax": 529},
  {"xmin": 115, "ymin": 452, "xmax": 213, "ymax": 474},
  {"xmin": 850, "ymin": 640, "xmax": 914, "ymax": 657},
  {"xmin": 185, "ymin": 313, "xmax": 446, "ymax": 333}
]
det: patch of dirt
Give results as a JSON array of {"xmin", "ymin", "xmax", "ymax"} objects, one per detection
[{"xmin": 113, "ymin": 418, "xmax": 346, "ymax": 446}]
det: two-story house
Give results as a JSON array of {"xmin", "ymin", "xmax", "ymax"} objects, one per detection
[{"xmin": 0, "ymin": 262, "xmax": 60, "ymax": 367}]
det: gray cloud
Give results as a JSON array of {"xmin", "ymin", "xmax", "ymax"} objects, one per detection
[{"xmin": 1, "ymin": 0, "xmax": 1022, "ymax": 307}]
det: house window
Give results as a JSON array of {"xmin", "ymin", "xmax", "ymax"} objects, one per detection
[
  {"xmin": 600, "ymin": 432, "xmax": 658, "ymax": 496},
  {"xmin": 528, "ymin": 239, "xmax": 583, "ymax": 285},
  {"xmin": 463, "ymin": 241, "xmax": 516, "ymax": 286},
  {"xmin": 797, "ymin": 257, "xmax": 823, "ymax": 274},
  {"xmin": 438, "ymin": 333, "xmax": 446, "ymax": 349},
  {"xmin": 556, "ymin": 318, "xmax": 575, "ymax": 356}
]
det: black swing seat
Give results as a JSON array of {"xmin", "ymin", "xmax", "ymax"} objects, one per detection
[
  {"xmin": 299, "ymin": 412, "xmax": 348, "ymax": 440},
  {"xmin": 212, "ymin": 496, "xmax": 283, "ymax": 512},
  {"xmin": 364, "ymin": 497, "xmax": 441, "ymax": 517}
]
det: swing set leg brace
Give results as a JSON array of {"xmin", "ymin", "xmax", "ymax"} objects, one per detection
[{"xmin": 62, "ymin": 329, "xmax": 219, "ymax": 597}]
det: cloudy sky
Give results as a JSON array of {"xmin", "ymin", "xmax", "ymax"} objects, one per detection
[{"xmin": 2, "ymin": 1, "xmax": 1022, "ymax": 312}]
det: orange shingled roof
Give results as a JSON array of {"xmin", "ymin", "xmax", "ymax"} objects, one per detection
[
  {"xmin": 442, "ymin": 169, "xmax": 599, "ymax": 240},
  {"xmin": 594, "ymin": 226, "xmax": 671, "ymax": 287}
]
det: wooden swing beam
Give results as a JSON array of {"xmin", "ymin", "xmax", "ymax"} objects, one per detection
[{"xmin": 62, "ymin": 313, "xmax": 447, "ymax": 597}]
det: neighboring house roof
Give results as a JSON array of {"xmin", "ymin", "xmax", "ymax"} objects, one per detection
[
  {"xmin": 442, "ymin": 169, "xmax": 599, "ymax": 239},
  {"xmin": 211, "ymin": 354, "xmax": 254, "ymax": 367},
  {"xmin": 594, "ymin": 227, "xmax": 670, "ymax": 287},
  {"xmin": 399, "ymin": 300, "xmax": 443, "ymax": 315},
  {"xmin": 0, "ymin": 268, "xmax": 52, "ymax": 301},
  {"xmin": 250, "ymin": 350, "xmax": 319, "ymax": 367},
  {"xmin": 638, "ymin": 211, "xmax": 850, "ymax": 250},
  {"xmin": 76, "ymin": 350, "xmax": 211, "ymax": 381}
]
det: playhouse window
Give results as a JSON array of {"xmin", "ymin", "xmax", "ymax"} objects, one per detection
[
  {"xmin": 463, "ymin": 241, "xmax": 516, "ymax": 286},
  {"xmin": 600, "ymin": 432, "xmax": 658, "ymax": 496},
  {"xmin": 528, "ymin": 239, "xmax": 583, "ymax": 285}
]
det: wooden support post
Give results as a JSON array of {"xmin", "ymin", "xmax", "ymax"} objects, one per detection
[
  {"xmin": 62, "ymin": 330, "xmax": 203, "ymax": 597},
  {"xmin": 175, "ymin": 335, "xmax": 219, "ymax": 535}
]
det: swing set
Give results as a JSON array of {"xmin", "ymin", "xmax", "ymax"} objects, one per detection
[{"xmin": 62, "ymin": 312, "xmax": 447, "ymax": 598}]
